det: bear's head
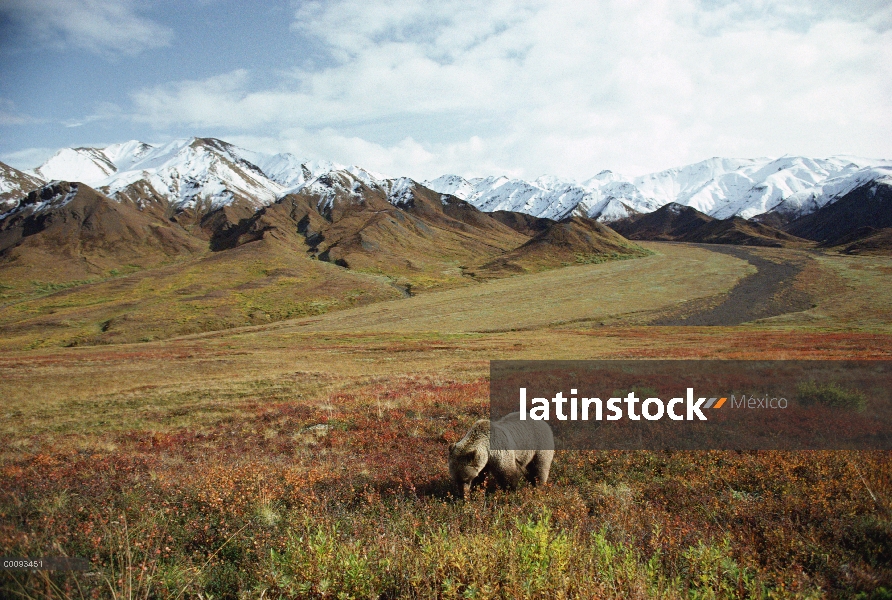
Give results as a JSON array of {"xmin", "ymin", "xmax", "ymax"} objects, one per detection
[{"xmin": 448, "ymin": 441, "xmax": 488, "ymax": 498}]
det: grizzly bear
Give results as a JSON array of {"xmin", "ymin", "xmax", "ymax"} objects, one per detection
[{"xmin": 448, "ymin": 412, "xmax": 554, "ymax": 498}]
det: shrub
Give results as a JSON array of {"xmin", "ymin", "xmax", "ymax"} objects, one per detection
[{"xmin": 797, "ymin": 380, "xmax": 867, "ymax": 411}]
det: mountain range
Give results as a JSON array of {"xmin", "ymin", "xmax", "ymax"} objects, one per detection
[
  {"xmin": 0, "ymin": 161, "xmax": 43, "ymax": 208},
  {"xmin": 611, "ymin": 203, "xmax": 812, "ymax": 248},
  {"xmin": 0, "ymin": 140, "xmax": 652, "ymax": 347},
  {"xmin": 1, "ymin": 137, "xmax": 889, "ymax": 260},
  {"xmin": 5, "ymin": 137, "xmax": 890, "ymax": 226},
  {"xmin": 1, "ymin": 136, "xmax": 889, "ymax": 348},
  {"xmin": 429, "ymin": 156, "xmax": 892, "ymax": 224},
  {"xmin": 1, "ymin": 136, "xmax": 889, "ymax": 273}
]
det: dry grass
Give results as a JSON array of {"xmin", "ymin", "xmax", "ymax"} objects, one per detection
[
  {"xmin": 262, "ymin": 242, "xmax": 750, "ymax": 334},
  {"xmin": 758, "ymin": 252, "xmax": 892, "ymax": 331},
  {"xmin": 2, "ymin": 357, "xmax": 891, "ymax": 598}
]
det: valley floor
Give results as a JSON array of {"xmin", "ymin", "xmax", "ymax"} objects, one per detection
[{"xmin": 1, "ymin": 242, "xmax": 891, "ymax": 598}]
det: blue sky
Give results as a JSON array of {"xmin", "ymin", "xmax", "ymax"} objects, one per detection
[{"xmin": 1, "ymin": 0, "xmax": 890, "ymax": 180}]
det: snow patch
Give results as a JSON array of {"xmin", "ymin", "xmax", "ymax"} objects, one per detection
[
  {"xmin": 387, "ymin": 178, "xmax": 416, "ymax": 207},
  {"xmin": 34, "ymin": 148, "xmax": 116, "ymax": 184},
  {"xmin": 0, "ymin": 182, "xmax": 80, "ymax": 221}
]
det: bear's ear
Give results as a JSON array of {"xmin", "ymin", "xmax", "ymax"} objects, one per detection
[{"xmin": 448, "ymin": 442, "xmax": 455, "ymax": 453}]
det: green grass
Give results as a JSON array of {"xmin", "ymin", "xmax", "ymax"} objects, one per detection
[
  {"xmin": 574, "ymin": 249, "xmax": 656, "ymax": 265},
  {"xmin": 0, "ymin": 240, "xmax": 407, "ymax": 349},
  {"xmin": 797, "ymin": 380, "xmax": 867, "ymax": 410},
  {"xmin": 3, "ymin": 265, "xmax": 145, "ymax": 301},
  {"xmin": 0, "ymin": 242, "xmax": 743, "ymax": 349},
  {"xmin": 28, "ymin": 279, "xmax": 101, "ymax": 294}
]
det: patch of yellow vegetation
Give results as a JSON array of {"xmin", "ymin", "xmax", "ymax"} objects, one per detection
[{"xmin": 272, "ymin": 243, "xmax": 749, "ymax": 334}]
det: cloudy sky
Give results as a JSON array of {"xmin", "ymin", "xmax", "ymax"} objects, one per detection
[{"xmin": 1, "ymin": 0, "xmax": 890, "ymax": 180}]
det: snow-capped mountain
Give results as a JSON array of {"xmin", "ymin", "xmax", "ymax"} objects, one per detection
[
  {"xmin": 423, "ymin": 172, "xmax": 657, "ymax": 221},
  {"xmin": 31, "ymin": 138, "xmax": 286, "ymax": 211},
  {"xmin": 0, "ymin": 161, "xmax": 44, "ymax": 208},
  {"xmin": 761, "ymin": 165, "xmax": 892, "ymax": 222},
  {"xmin": 17, "ymin": 138, "xmax": 892, "ymax": 226},
  {"xmin": 574, "ymin": 171, "xmax": 661, "ymax": 221},
  {"xmin": 425, "ymin": 155, "xmax": 892, "ymax": 223},
  {"xmin": 0, "ymin": 180, "xmax": 80, "ymax": 221},
  {"xmin": 24, "ymin": 138, "xmax": 391, "ymax": 214},
  {"xmin": 32, "ymin": 147, "xmax": 118, "ymax": 183},
  {"xmin": 639, "ymin": 156, "xmax": 886, "ymax": 220},
  {"xmin": 229, "ymin": 147, "xmax": 334, "ymax": 190},
  {"xmin": 100, "ymin": 138, "xmax": 285, "ymax": 211},
  {"xmin": 425, "ymin": 175, "xmax": 584, "ymax": 220},
  {"xmin": 425, "ymin": 174, "xmax": 476, "ymax": 201}
]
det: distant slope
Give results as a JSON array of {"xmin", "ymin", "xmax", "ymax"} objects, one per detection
[
  {"xmin": 0, "ymin": 234, "xmax": 406, "ymax": 349},
  {"xmin": 488, "ymin": 210, "xmax": 554, "ymax": 236},
  {"xmin": 0, "ymin": 170, "xmax": 647, "ymax": 299},
  {"xmin": 207, "ymin": 173, "xmax": 531, "ymax": 291},
  {"xmin": 0, "ymin": 161, "xmax": 43, "ymax": 208},
  {"xmin": 0, "ymin": 171, "xmax": 661, "ymax": 348},
  {"xmin": 785, "ymin": 179, "xmax": 892, "ymax": 246},
  {"xmin": 826, "ymin": 227, "xmax": 892, "ymax": 255},
  {"xmin": 688, "ymin": 217, "xmax": 811, "ymax": 247},
  {"xmin": 0, "ymin": 181, "xmax": 202, "ymax": 282},
  {"xmin": 610, "ymin": 203, "xmax": 713, "ymax": 241},
  {"xmin": 474, "ymin": 216, "xmax": 650, "ymax": 276},
  {"xmin": 0, "ymin": 180, "xmax": 657, "ymax": 348},
  {"xmin": 612, "ymin": 203, "xmax": 811, "ymax": 248}
]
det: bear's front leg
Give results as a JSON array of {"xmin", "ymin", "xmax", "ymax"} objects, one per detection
[{"xmin": 494, "ymin": 460, "xmax": 524, "ymax": 489}]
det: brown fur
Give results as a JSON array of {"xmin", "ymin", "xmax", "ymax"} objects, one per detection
[{"xmin": 448, "ymin": 414, "xmax": 554, "ymax": 498}]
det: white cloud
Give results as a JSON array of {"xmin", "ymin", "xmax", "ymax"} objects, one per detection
[
  {"xmin": 227, "ymin": 130, "xmax": 521, "ymax": 181},
  {"xmin": 1, "ymin": 0, "xmax": 172, "ymax": 56},
  {"xmin": 126, "ymin": 0, "xmax": 892, "ymax": 179},
  {"xmin": 61, "ymin": 102, "xmax": 124, "ymax": 128},
  {"xmin": 0, "ymin": 99, "xmax": 41, "ymax": 126},
  {"xmin": 1, "ymin": 147, "xmax": 58, "ymax": 170}
]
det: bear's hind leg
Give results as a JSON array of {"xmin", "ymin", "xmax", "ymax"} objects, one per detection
[{"xmin": 524, "ymin": 451, "xmax": 554, "ymax": 486}]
